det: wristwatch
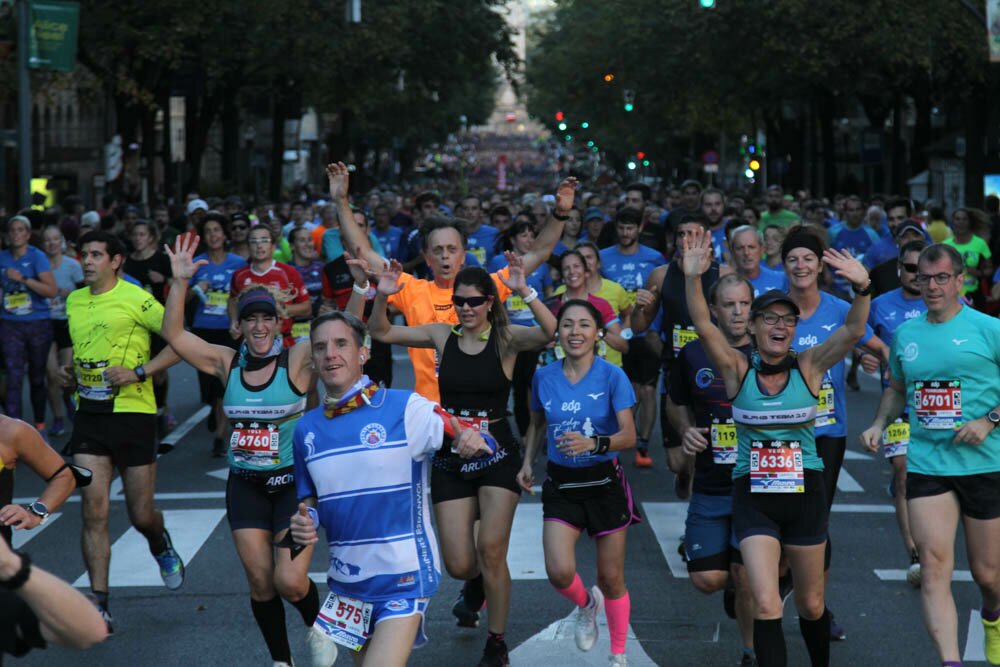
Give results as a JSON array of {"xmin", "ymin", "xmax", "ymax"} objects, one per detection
[
  {"xmin": 26, "ymin": 501, "xmax": 49, "ymax": 523},
  {"xmin": 988, "ymin": 410, "xmax": 1000, "ymax": 429},
  {"xmin": 134, "ymin": 365, "xmax": 147, "ymax": 382},
  {"xmin": 620, "ymin": 327, "xmax": 634, "ymax": 340}
]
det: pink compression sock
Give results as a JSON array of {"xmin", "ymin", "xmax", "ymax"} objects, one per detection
[
  {"xmin": 554, "ymin": 573, "xmax": 589, "ymax": 608},
  {"xmin": 605, "ymin": 592, "xmax": 631, "ymax": 655}
]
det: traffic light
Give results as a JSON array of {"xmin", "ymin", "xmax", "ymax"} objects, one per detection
[
  {"xmin": 749, "ymin": 159, "xmax": 761, "ymax": 171},
  {"xmin": 744, "ymin": 168, "xmax": 754, "ymax": 179},
  {"xmin": 581, "ymin": 121, "xmax": 589, "ymax": 129},
  {"xmin": 699, "ymin": 0, "xmax": 716, "ymax": 7},
  {"xmin": 627, "ymin": 161, "xmax": 637, "ymax": 170},
  {"xmin": 558, "ymin": 122, "xmax": 568, "ymax": 131},
  {"xmin": 623, "ymin": 89, "xmax": 635, "ymax": 112},
  {"xmin": 642, "ymin": 160, "xmax": 650, "ymax": 167},
  {"xmin": 636, "ymin": 151, "xmax": 646, "ymax": 160},
  {"xmin": 604, "ymin": 73, "xmax": 615, "ymax": 82},
  {"xmin": 555, "ymin": 111, "xmax": 564, "ymax": 121}
]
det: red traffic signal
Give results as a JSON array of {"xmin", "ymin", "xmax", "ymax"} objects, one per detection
[
  {"xmin": 555, "ymin": 111, "xmax": 564, "ymax": 121},
  {"xmin": 636, "ymin": 151, "xmax": 646, "ymax": 160}
]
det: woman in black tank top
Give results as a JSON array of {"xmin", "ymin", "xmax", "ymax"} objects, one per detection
[{"xmin": 370, "ymin": 257, "xmax": 556, "ymax": 666}]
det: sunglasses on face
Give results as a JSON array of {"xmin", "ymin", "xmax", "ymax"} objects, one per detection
[
  {"xmin": 452, "ymin": 295, "xmax": 489, "ymax": 308},
  {"xmin": 900, "ymin": 262, "xmax": 919, "ymax": 273}
]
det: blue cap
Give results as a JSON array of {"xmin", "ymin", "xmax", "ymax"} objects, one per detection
[
  {"xmin": 584, "ymin": 206, "xmax": 604, "ymax": 222},
  {"xmin": 237, "ymin": 289, "xmax": 277, "ymax": 319}
]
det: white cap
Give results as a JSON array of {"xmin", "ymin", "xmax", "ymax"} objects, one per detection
[
  {"xmin": 81, "ymin": 211, "xmax": 100, "ymax": 227},
  {"xmin": 186, "ymin": 199, "xmax": 208, "ymax": 215}
]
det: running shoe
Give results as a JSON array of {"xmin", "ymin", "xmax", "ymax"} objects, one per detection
[
  {"xmin": 739, "ymin": 653, "xmax": 758, "ymax": 667},
  {"xmin": 778, "ymin": 570, "xmax": 794, "ymax": 606},
  {"xmin": 48, "ymin": 418, "xmax": 66, "ymax": 437},
  {"xmin": 86, "ymin": 594, "xmax": 114, "ymax": 636},
  {"xmin": 452, "ymin": 575, "xmax": 486, "ymax": 628},
  {"xmin": 983, "ymin": 613, "xmax": 1000, "ymax": 665},
  {"xmin": 829, "ymin": 612, "xmax": 846, "ymax": 641},
  {"xmin": 154, "ymin": 530, "xmax": 185, "ymax": 590},
  {"xmin": 634, "ymin": 448, "xmax": 653, "ymax": 468},
  {"xmin": 723, "ymin": 587, "xmax": 736, "ymax": 619},
  {"xmin": 306, "ymin": 625, "xmax": 339, "ymax": 667},
  {"xmin": 477, "ymin": 635, "xmax": 510, "ymax": 667},
  {"xmin": 575, "ymin": 585, "xmax": 604, "ymax": 652},
  {"xmin": 906, "ymin": 551, "xmax": 922, "ymax": 588},
  {"xmin": 608, "ymin": 653, "xmax": 628, "ymax": 666}
]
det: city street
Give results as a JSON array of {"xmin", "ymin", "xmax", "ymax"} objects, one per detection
[{"xmin": 10, "ymin": 353, "xmax": 990, "ymax": 666}]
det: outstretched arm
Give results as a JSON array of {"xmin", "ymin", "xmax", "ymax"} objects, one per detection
[
  {"xmin": 369, "ymin": 259, "xmax": 445, "ymax": 349},
  {"xmin": 500, "ymin": 252, "xmax": 557, "ymax": 350},
  {"xmin": 520, "ymin": 178, "xmax": 577, "ymax": 275},
  {"xmin": 326, "ymin": 162, "xmax": 383, "ymax": 270}
]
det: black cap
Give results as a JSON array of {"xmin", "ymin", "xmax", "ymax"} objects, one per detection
[
  {"xmin": 894, "ymin": 220, "xmax": 925, "ymax": 239},
  {"xmin": 751, "ymin": 290, "xmax": 800, "ymax": 317}
]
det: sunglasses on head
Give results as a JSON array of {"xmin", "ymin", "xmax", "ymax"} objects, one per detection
[{"xmin": 452, "ymin": 295, "xmax": 489, "ymax": 308}]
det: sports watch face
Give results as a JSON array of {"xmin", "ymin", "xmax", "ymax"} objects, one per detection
[{"xmin": 28, "ymin": 501, "xmax": 49, "ymax": 519}]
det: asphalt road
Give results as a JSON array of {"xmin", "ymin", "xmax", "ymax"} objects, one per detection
[{"xmin": 9, "ymin": 354, "xmax": 990, "ymax": 666}]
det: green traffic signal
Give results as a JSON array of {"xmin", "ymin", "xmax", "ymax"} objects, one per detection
[
  {"xmin": 624, "ymin": 103, "xmax": 634, "ymax": 112},
  {"xmin": 699, "ymin": 0, "xmax": 716, "ymax": 7}
]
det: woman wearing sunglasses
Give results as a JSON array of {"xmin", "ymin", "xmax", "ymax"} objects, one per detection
[
  {"xmin": 681, "ymin": 225, "xmax": 871, "ymax": 667},
  {"xmin": 369, "ymin": 254, "xmax": 556, "ymax": 667}
]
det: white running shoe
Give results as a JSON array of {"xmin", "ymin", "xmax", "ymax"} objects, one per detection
[
  {"xmin": 306, "ymin": 625, "xmax": 339, "ymax": 667},
  {"xmin": 906, "ymin": 561, "xmax": 922, "ymax": 588},
  {"xmin": 575, "ymin": 585, "xmax": 604, "ymax": 652},
  {"xmin": 609, "ymin": 653, "xmax": 629, "ymax": 666}
]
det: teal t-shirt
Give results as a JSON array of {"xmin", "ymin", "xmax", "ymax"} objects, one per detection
[{"xmin": 888, "ymin": 306, "xmax": 1000, "ymax": 475}]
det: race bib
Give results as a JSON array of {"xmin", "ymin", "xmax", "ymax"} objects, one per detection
[
  {"xmin": 882, "ymin": 419, "xmax": 909, "ymax": 458},
  {"xmin": 205, "ymin": 289, "xmax": 229, "ymax": 316},
  {"xmin": 292, "ymin": 321, "xmax": 311, "ymax": 340},
  {"xmin": 315, "ymin": 592, "xmax": 374, "ymax": 652},
  {"xmin": 815, "ymin": 379, "xmax": 836, "ymax": 427},
  {"xmin": 507, "ymin": 295, "xmax": 527, "ymax": 312},
  {"xmin": 749, "ymin": 439, "xmax": 804, "ymax": 493},
  {"xmin": 672, "ymin": 326, "xmax": 699, "ymax": 354},
  {"xmin": 230, "ymin": 423, "xmax": 280, "ymax": 466},
  {"xmin": 710, "ymin": 419, "xmax": 737, "ymax": 465},
  {"xmin": 913, "ymin": 380, "xmax": 962, "ymax": 430},
  {"xmin": 4, "ymin": 291, "xmax": 31, "ymax": 315},
  {"xmin": 49, "ymin": 295, "xmax": 66, "ymax": 318},
  {"xmin": 76, "ymin": 360, "xmax": 114, "ymax": 401}
]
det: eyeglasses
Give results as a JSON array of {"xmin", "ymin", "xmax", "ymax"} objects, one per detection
[
  {"xmin": 913, "ymin": 272, "xmax": 960, "ymax": 286},
  {"xmin": 757, "ymin": 312, "xmax": 799, "ymax": 326},
  {"xmin": 452, "ymin": 295, "xmax": 489, "ymax": 308},
  {"xmin": 900, "ymin": 262, "xmax": 919, "ymax": 273}
]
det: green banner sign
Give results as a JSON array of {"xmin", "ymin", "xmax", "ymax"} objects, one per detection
[{"xmin": 28, "ymin": 0, "xmax": 79, "ymax": 72}]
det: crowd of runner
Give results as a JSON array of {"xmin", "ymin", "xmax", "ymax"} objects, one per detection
[{"xmin": 1, "ymin": 166, "xmax": 999, "ymax": 667}]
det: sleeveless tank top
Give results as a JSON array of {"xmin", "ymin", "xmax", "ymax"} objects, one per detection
[
  {"xmin": 435, "ymin": 327, "xmax": 515, "ymax": 471},
  {"xmin": 661, "ymin": 260, "xmax": 720, "ymax": 364},
  {"xmin": 731, "ymin": 361, "xmax": 823, "ymax": 477},
  {"xmin": 223, "ymin": 348, "xmax": 306, "ymax": 472}
]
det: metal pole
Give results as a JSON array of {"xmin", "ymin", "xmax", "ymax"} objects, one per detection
[{"xmin": 16, "ymin": 0, "xmax": 32, "ymax": 210}]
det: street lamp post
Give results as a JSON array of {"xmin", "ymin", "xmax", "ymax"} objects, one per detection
[{"xmin": 16, "ymin": 0, "xmax": 31, "ymax": 210}]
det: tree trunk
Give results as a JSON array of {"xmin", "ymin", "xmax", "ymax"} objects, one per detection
[
  {"xmin": 184, "ymin": 90, "xmax": 223, "ymax": 193},
  {"xmin": 819, "ymin": 89, "xmax": 837, "ymax": 198},
  {"xmin": 269, "ymin": 98, "xmax": 286, "ymax": 201},
  {"xmin": 221, "ymin": 86, "xmax": 239, "ymax": 185}
]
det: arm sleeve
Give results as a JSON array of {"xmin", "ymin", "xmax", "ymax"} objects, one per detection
[
  {"xmin": 404, "ymin": 393, "xmax": 445, "ymax": 461},
  {"xmin": 610, "ymin": 365, "xmax": 638, "ymax": 411},
  {"xmin": 293, "ymin": 421, "xmax": 317, "ymax": 501}
]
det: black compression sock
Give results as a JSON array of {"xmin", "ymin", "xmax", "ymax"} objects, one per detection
[
  {"xmin": 799, "ymin": 608, "xmax": 831, "ymax": 666},
  {"xmin": 289, "ymin": 579, "xmax": 320, "ymax": 626},
  {"xmin": 250, "ymin": 596, "xmax": 291, "ymax": 663},
  {"xmin": 754, "ymin": 617, "xmax": 787, "ymax": 667},
  {"xmin": 92, "ymin": 589, "xmax": 109, "ymax": 609}
]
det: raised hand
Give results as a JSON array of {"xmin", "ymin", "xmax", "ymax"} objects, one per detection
[
  {"xmin": 680, "ymin": 226, "xmax": 712, "ymax": 277},
  {"xmin": 555, "ymin": 177, "xmax": 579, "ymax": 213},
  {"xmin": 375, "ymin": 258, "xmax": 404, "ymax": 296},
  {"xmin": 822, "ymin": 247, "xmax": 869, "ymax": 289},
  {"xmin": 325, "ymin": 162, "xmax": 350, "ymax": 201},
  {"xmin": 498, "ymin": 251, "xmax": 527, "ymax": 294},
  {"xmin": 165, "ymin": 234, "xmax": 207, "ymax": 282},
  {"xmin": 344, "ymin": 247, "xmax": 377, "ymax": 286}
]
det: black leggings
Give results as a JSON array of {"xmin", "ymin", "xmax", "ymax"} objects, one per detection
[
  {"xmin": 815, "ymin": 435, "xmax": 845, "ymax": 571},
  {"xmin": 511, "ymin": 349, "xmax": 539, "ymax": 438}
]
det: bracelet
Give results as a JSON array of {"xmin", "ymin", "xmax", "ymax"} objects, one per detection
[
  {"xmin": 592, "ymin": 435, "xmax": 611, "ymax": 455},
  {"xmin": 552, "ymin": 211, "xmax": 570, "ymax": 221},
  {"xmin": 0, "ymin": 551, "xmax": 31, "ymax": 591},
  {"xmin": 853, "ymin": 280, "xmax": 873, "ymax": 297},
  {"xmin": 521, "ymin": 288, "xmax": 539, "ymax": 304},
  {"xmin": 352, "ymin": 281, "xmax": 370, "ymax": 295}
]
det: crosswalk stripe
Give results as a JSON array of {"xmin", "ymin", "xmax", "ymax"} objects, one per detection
[
  {"xmin": 207, "ymin": 467, "xmax": 230, "ymax": 481},
  {"xmin": 875, "ymin": 568, "xmax": 972, "ymax": 582},
  {"xmin": 510, "ymin": 608, "xmax": 658, "ymax": 665},
  {"xmin": 509, "ymin": 503, "xmax": 547, "ymax": 580},
  {"xmin": 831, "ymin": 503, "xmax": 893, "ymax": 513},
  {"xmin": 835, "ymin": 468, "xmax": 863, "ymax": 493},
  {"xmin": 964, "ymin": 608, "xmax": 986, "ymax": 662},
  {"xmin": 11, "ymin": 513, "xmax": 62, "ymax": 549},
  {"xmin": 642, "ymin": 502, "xmax": 688, "ymax": 579},
  {"xmin": 160, "ymin": 405, "xmax": 211, "ymax": 447},
  {"xmin": 842, "ymin": 451, "xmax": 872, "ymax": 461},
  {"xmin": 73, "ymin": 508, "xmax": 226, "ymax": 588}
]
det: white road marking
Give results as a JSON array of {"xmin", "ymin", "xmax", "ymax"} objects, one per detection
[
  {"xmin": 206, "ymin": 468, "xmax": 230, "ymax": 481},
  {"xmin": 507, "ymin": 504, "xmax": 547, "ymax": 580},
  {"xmin": 875, "ymin": 569, "xmax": 972, "ymax": 582},
  {"xmin": 835, "ymin": 468, "xmax": 864, "ymax": 493},
  {"xmin": 160, "ymin": 405, "xmax": 212, "ymax": 447},
  {"xmin": 510, "ymin": 608, "xmax": 658, "ymax": 665},
  {"xmin": 830, "ymin": 503, "xmax": 894, "ymax": 513},
  {"xmin": 843, "ymin": 450, "xmax": 872, "ymax": 461},
  {"xmin": 73, "ymin": 508, "xmax": 225, "ymax": 588},
  {"xmin": 16, "ymin": 490, "xmax": 228, "ymax": 504},
  {"xmin": 965, "ymin": 608, "xmax": 986, "ymax": 662},
  {"xmin": 11, "ymin": 513, "xmax": 62, "ymax": 549},
  {"xmin": 642, "ymin": 502, "xmax": 689, "ymax": 579}
]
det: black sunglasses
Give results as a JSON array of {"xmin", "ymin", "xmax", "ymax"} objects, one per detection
[
  {"xmin": 900, "ymin": 262, "xmax": 918, "ymax": 273},
  {"xmin": 452, "ymin": 295, "xmax": 489, "ymax": 308}
]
